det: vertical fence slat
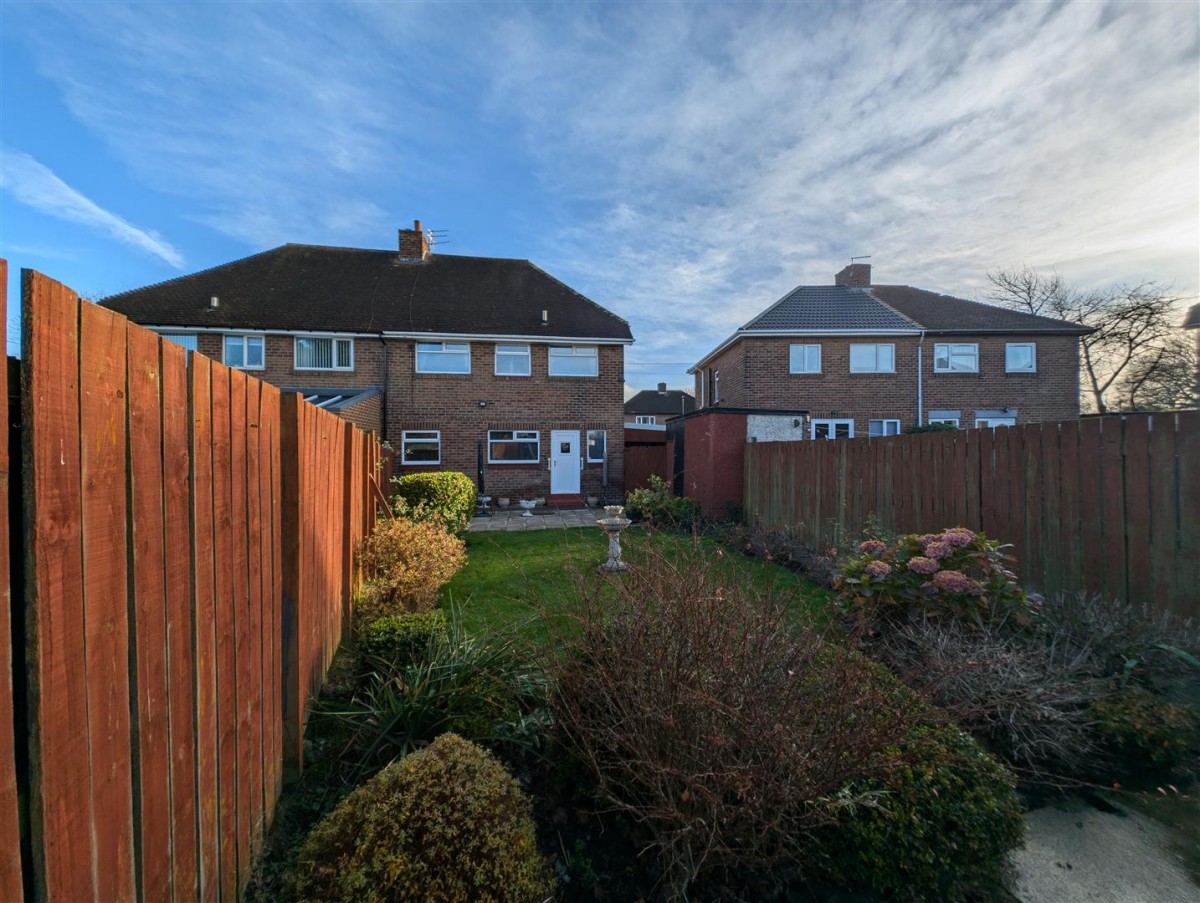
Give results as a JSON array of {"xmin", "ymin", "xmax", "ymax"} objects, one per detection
[
  {"xmin": 1099, "ymin": 417, "xmax": 1128, "ymax": 604},
  {"xmin": 1057, "ymin": 420, "xmax": 1082, "ymax": 600},
  {"xmin": 228, "ymin": 368, "xmax": 252, "ymax": 891},
  {"xmin": 244, "ymin": 378, "xmax": 266, "ymax": 860},
  {"xmin": 1123, "ymin": 415, "xmax": 1152, "ymax": 603},
  {"xmin": 127, "ymin": 324, "xmax": 172, "ymax": 901},
  {"xmin": 0, "ymin": 261, "xmax": 20, "ymax": 903},
  {"xmin": 1174, "ymin": 411, "xmax": 1200, "ymax": 615},
  {"xmin": 1147, "ymin": 414, "xmax": 1177, "ymax": 609}
]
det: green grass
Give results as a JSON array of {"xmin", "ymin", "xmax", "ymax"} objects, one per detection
[{"xmin": 440, "ymin": 526, "xmax": 832, "ymax": 644}]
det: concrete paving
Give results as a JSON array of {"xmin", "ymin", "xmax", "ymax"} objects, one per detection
[{"xmin": 469, "ymin": 507, "xmax": 602, "ymax": 532}]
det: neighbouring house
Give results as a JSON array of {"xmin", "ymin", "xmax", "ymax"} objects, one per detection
[
  {"xmin": 103, "ymin": 221, "xmax": 633, "ymax": 501},
  {"xmin": 1186, "ymin": 303, "xmax": 1200, "ymax": 405},
  {"xmin": 624, "ymin": 383, "xmax": 696, "ymax": 426},
  {"xmin": 689, "ymin": 262, "xmax": 1090, "ymax": 437}
]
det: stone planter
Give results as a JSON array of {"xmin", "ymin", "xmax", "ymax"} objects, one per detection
[{"xmin": 497, "ymin": 498, "xmax": 510, "ymax": 508}]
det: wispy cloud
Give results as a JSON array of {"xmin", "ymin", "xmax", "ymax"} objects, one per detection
[{"xmin": 0, "ymin": 147, "xmax": 184, "ymax": 267}]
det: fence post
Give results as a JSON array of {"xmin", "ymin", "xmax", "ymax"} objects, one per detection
[{"xmin": 278, "ymin": 393, "xmax": 304, "ymax": 779}]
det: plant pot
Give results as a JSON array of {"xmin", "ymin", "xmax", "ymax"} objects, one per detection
[
  {"xmin": 586, "ymin": 496, "xmax": 599, "ymax": 507},
  {"xmin": 534, "ymin": 498, "xmax": 546, "ymax": 507},
  {"xmin": 497, "ymin": 498, "xmax": 510, "ymax": 508}
]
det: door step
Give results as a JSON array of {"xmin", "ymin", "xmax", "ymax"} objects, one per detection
[{"xmin": 546, "ymin": 494, "xmax": 587, "ymax": 509}]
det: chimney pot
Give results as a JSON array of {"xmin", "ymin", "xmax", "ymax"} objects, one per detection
[
  {"xmin": 657, "ymin": 382, "xmax": 667, "ymax": 393},
  {"xmin": 835, "ymin": 263, "xmax": 872, "ymax": 287}
]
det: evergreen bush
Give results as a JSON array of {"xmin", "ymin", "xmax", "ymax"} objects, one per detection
[
  {"xmin": 355, "ymin": 516, "xmax": 465, "ymax": 615},
  {"xmin": 357, "ymin": 610, "xmax": 448, "ymax": 673},
  {"xmin": 392, "ymin": 471, "xmax": 477, "ymax": 534}
]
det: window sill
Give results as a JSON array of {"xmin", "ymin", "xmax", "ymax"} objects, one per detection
[
  {"xmin": 295, "ymin": 366, "xmax": 355, "ymax": 372},
  {"xmin": 486, "ymin": 461, "xmax": 543, "ymax": 467},
  {"xmin": 415, "ymin": 370, "xmax": 473, "ymax": 376}
]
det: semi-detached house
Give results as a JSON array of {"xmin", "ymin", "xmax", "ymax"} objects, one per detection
[
  {"xmin": 690, "ymin": 263, "xmax": 1089, "ymax": 436},
  {"xmin": 103, "ymin": 222, "xmax": 634, "ymax": 501}
]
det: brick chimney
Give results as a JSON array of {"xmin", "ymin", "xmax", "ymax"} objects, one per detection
[
  {"xmin": 657, "ymin": 382, "xmax": 667, "ymax": 393},
  {"xmin": 835, "ymin": 263, "xmax": 871, "ymax": 287},
  {"xmin": 398, "ymin": 220, "xmax": 430, "ymax": 261}
]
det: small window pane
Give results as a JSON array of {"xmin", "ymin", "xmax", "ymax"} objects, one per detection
[
  {"xmin": 224, "ymin": 337, "xmax": 244, "ymax": 368},
  {"xmin": 790, "ymin": 344, "xmax": 821, "ymax": 373},
  {"xmin": 1006, "ymin": 344, "xmax": 1035, "ymax": 372},
  {"xmin": 868, "ymin": 419, "xmax": 900, "ymax": 437},
  {"xmin": 246, "ymin": 337, "xmax": 264, "ymax": 368},
  {"xmin": 336, "ymin": 339, "xmax": 352, "ymax": 368},
  {"xmin": 587, "ymin": 429, "xmax": 606, "ymax": 462},
  {"xmin": 495, "ymin": 344, "xmax": 531, "ymax": 376},
  {"xmin": 548, "ymin": 346, "xmax": 598, "ymax": 376},
  {"xmin": 935, "ymin": 343, "xmax": 978, "ymax": 372},
  {"xmin": 401, "ymin": 430, "xmax": 440, "ymax": 465}
]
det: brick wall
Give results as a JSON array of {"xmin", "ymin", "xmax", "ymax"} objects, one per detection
[
  {"xmin": 680, "ymin": 411, "xmax": 748, "ymax": 518},
  {"xmin": 195, "ymin": 333, "xmax": 387, "ymax": 390},
  {"xmin": 695, "ymin": 334, "xmax": 1080, "ymax": 434},
  {"xmin": 338, "ymin": 393, "xmax": 384, "ymax": 435}
]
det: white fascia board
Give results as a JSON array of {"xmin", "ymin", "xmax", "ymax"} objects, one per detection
[
  {"xmin": 143, "ymin": 325, "xmax": 378, "ymax": 338},
  {"xmin": 382, "ymin": 330, "xmax": 634, "ymax": 345},
  {"xmin": 688, "ymin": 327, "xmax": 922, "ymax": 373}
]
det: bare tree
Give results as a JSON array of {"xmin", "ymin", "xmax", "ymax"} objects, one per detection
[
  {"xmin": 1113, "ymin": 333, "xmax": 1197, "ymax": 411},
  {"xmin": 985, "ymin": 266, "xmax": 1189, "ymax": 414}
]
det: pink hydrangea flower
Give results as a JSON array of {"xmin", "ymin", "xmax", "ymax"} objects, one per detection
[
  {"xmin": 907, "ymin": 556, "xmax": 940, "ymax": 575},
  {"xmin": 943, "ymin": 528, "xmax": 976, "ymax": 547},
  {"xmin": 924, "ymin": 541, "xmax": 954, "ymax": 559},
  {"xmin": 917, "ymin": 534, "xmax": 939, "ymax": 545},
  {"xmin": 863, "ymin": 560, "xmax": 892, "ymax": 578},
  {"xmin": 858, "ymin": 539, "xmax": 888, "ymax": 555},
  {"xmin": 932, "ymin": 569, "xmax": 981, "ymax": 594}
]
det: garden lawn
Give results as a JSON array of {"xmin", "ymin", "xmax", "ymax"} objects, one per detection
[{"xmin": 441, "ymin": 526, "xmax": 832, "ymax": 643}]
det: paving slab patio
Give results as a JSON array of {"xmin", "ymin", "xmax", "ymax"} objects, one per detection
[{"xmin": 470, "ymin": 507, "xmax": 602, "ymax": 532}]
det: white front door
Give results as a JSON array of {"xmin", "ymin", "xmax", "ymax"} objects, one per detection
[{"xmin": 550, "ymin": 430, "xmax": 581, "ymax": 494}]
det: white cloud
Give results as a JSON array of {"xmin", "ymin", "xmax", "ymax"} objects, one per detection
[{"xmin": 0, "ymin": 147, "xmax": 184, "ymax": 268}]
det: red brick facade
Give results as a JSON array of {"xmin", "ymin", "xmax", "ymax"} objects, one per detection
[
  {"xmin": 192, "ymin": 332, "xmax": 625, "ymax": 498},
  {"xmin": 694, "ymin": 334, "xmax": 1080, "ymax": 435}
]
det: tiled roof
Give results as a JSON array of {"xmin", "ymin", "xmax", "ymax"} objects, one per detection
[
  {"xmin": 624, "ymin": 389, "xmax": 696, "ymax": 416},
  {"xmin": 102, "ymin": 244, "xmax": 632, "ymax": 341},
  {"xmin": 742, "ymin": 285, "xmax": 919, "ymax": 332},
  {"xmin": 869, "ymin": 286, "xmax": 1091, "ymax": 335}
]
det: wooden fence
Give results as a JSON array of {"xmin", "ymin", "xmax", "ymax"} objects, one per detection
[
  {"xmin": 625, "ymin": 443, "xmax": 673, "ymax": 491},
  {"xmin": 2, "ymin": 266, "xmax": 383, "ymax": 900},
  {"xmin": 744, "ymin": 413, "xmax": 1199, "ymax": 617}
]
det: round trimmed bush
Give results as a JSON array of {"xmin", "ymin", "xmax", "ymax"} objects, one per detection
[
  {"xmin": 293, "ymin": 733, "xmax": 551, "ymax": 902},
  {"xmin": 811, "ymin": 722, "xmax": 1025, "ymax": 899},
  {"xmin": 358, "ymin": 610, "xmax": 448, "ymax": 672},
  {"xmin": 392, "ymin": 471, "xmax": 477, "ymax": 534},
  {"xmin": 355, "ymin": 516, "xmax": 465, "ymax": 614}
]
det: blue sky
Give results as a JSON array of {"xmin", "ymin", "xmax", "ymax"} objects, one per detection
[{"xmin": 2, "ymin": 1, "xmax": 1197, "ymax": 390}]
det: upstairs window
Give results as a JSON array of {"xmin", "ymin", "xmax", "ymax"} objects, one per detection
[
  {"xmin": 587, "ymin": 429, "xmax": 606, "ymax": 463},
  {"xmin": 849, "ymin": 343, "xmax": 895, "ymax": 373},
  {"xmin": 400, "ymin": 430, "xmax": 440, "ymax": 465},
  {"xmin": 934, "ymin": 343, "xmax": 979, "ymax": 372},
  {"xmin": 789, "ymin": 344, "xmax": 822, "ymax": 374},
  {"xmin": 494, "ymin": 344, "xmax": 531, "ymax": 376},
  {"xmin": 868, "ymin": 419, "xmax": 901, "ymax": 437},
  {"xmin": 488, "ymin": 430, "xmax": 540, "ymax": 464},
  {"xmin": 162, "ymin": 333, "xmax": 198, "ymax": 352},
  {"xmin": 634, "ymin": 415, "xmax": 657, "ymax": 425},
  {"xmin": 224, "ymin": 334, "xmax": 265, "ymax": 370},
  {"xmin": 416, "ymin": 342, "xmax": 471, "ymax": 374},
  {"xmin": 548, "ymin": 345, "xmax": 598, "ymax": 377},
  {"xmin": 295, "ymin": 336, "xmax": 353, "ymax": 370},
  {"xmin": 1006, "ymin": 343, "xmax": 1037, "ymax": 372}
]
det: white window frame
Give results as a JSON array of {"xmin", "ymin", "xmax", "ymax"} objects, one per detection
[
  {"xmin": 934, "ymin": 343, "xmax": 979, "ymax": 373},
  {"xmin": 223, "ymin": 334, "xmax": 266, "ymax": 371},
  {"xmin": 548, "ymin": 345, "xmax": 599, "ymax": 377},
  {"xmin": 587, "ymin": 429, "xmax": 606, "ymax": 463},
  {"xmin": 634, "ymin": 415, "xmax": 657, "ymax": 425},
  {"xmin": 1005, "ymin": 343, "xmax": 1037, "ymax": 373},
  {"xmin": 294, "ymin": 335, "xmax": 354, "ymax": 371},
  {"xmin": 714, "ymin": 370, "xmax": 720, "ymax": 403},
  {"xmin": 811, "ymin": 418, "xmax": 855, "ymax": 439},
  {"xmin": 849, "ymin": 343, "xmax": 895, "ymax": 373},
  {"xmin": 400, "ymin": 430, "xmax": 441, "ymax": 466},
  {"xmin": 487, "ymin": 429, "xmax": 540, "ymax": 464},
  {"xmin": 975, "ymin": 416, "xmax": 1017, "ymax": 428},
  {"xmin": 928, "ymin": 417, "xmax": 960, "ymax": 428},
  {"xmin": 416, "ymin": 341, "xmax": 471, "ymax": 374},
  {"xmin": 161, "ymin": 333, "xmax": 198, "ymax": 352},
  {"xmin": 868, "ymin": 419, "xmax": 901, "ymax": 437},
  {"xmin": 494, "ymin": 343, "xmax": 531, "ymax": 376},
  {"xmin": 789, "ymin": 344, "xmax": 822, "ymax": 374}
]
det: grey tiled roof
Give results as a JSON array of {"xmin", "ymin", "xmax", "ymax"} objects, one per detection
[
  {"xmin": 624, "ymin": 389, "xmax": 696, "ymax": 417},
  {"xmin": 871, "ymin": 286, "xmax": 1091, "ymax": 335},
  {"xmin": 741, "ymin": 285, "xmax": 919, "ymax": 332},
  {"xmin": 102, "ymin": 244, "xmax": 632, "ymax": 341}
]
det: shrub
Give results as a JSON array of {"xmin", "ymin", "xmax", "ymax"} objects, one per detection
[
  {"xmin": 293, "ymin": 733, "xmax": 551, "ymax": 902},
  {"xmin": 355, "ymin": 516, "xmax": 466, "ymax": 614},
  {"xmin": 811, "ymin": 723, "xmax": 1025, "ymax": 899},
  {"xmin": 357, "ymin": 610, "xmax": 448, "ymax": 673},
  {"xmin": 624, "ymin": 475, "xmax": 701, "ymax": 529},
  {"xmin": 551, "ymin": 538, "xmax": 922, "ymax": 896},
  {"xmin": 392, "ymin": 470, "xmax": 477, "ymax": 535},
  {"xmin": 836, "ymin": 527, "xmax": 1034, "ymax": 626},
  {"xmin": 316, "ymin": 613, "xmax": 548, "ymax": 770},
  {"xmin": 906, "ymin": 422, "xmax": 959, "ymax": 434},
  {"xmin": 1091, "ymin": 685, "xmax": 1200, "ymax": 774}
]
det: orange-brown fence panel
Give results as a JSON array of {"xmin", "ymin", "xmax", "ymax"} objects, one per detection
[
  {"xmin": 744, "ymin": 414, "xmax": 1200, "ymax": 617},
  {"xmin": 8, "ymin": 266, "xmax": 384, "ymax": 898}
]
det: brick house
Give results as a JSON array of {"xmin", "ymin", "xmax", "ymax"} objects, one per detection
[
  {"xmin": 624, "ymin": 383, "xmax": 696, "ymax": 426},
  {"xmin": 103, "ymin": 222, "xmax": 633, "ymax": 500},
  {"xmin": 690, "ymin": 263, "xmax": 1089, "ymax": 437}
]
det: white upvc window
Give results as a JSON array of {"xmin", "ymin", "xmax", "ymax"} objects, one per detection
[
  {"xmin": 934, "ymin": 343, "xmax": 979, "ymax": 373},
  {"xmin": 1006, "ymin": 343, "xmax": 1037, "ymax": 372},
  {"xmin": 224, "ymin": 334, "xmax": 265, "ymax": 370},
  {"xmin": 161, "ymin": 333, "xmax": 198, "ymax": 351},
  {"xmin": 928, "ymin": 417, "xmax": 960, "ymax": 427},
  {"xmin": 494, "ymin": 343, "xmax": 531, "ymax": 376},
  {"xmin": 548, "ymin": 345, "xmax": 598, "ymax": 377},
  {"xmin": 295, "ymin": 336, "xmax": 353, "ymax": 370},
  {"xmin": 587, "ymin": 429, "xmax": 606, "ymax": 463},
  {"xmin": 868, "ymin": 419, "xmax": 901, "ymax": 437},
  {"xmin": 416, "ymin": 342, "xmax": 471, "ymax": 374},
  {"xmin": 849, "ymin": 343, "xmax": 895, "ymax": 373},
  {"xmin": 634, "ymin": 415, "xmax": 657, "ymax": 425},
  {"xmin": 789, "ymin": 344, "xmax": 822, "ymax": 374},
  {"xmin": 488, "ymin": 430, "xmax": 540, "ymax": 464},
  {"xmin": 811, "ymin": 418, "xmax": 854, "ymax": 439},
  {"xmin": 975, "ymin": 416, "xmax": 1017, "ymax": 428},
  {"xmin": 400, "ymin": 430, "xmax": 441, "ymax": 465}
]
